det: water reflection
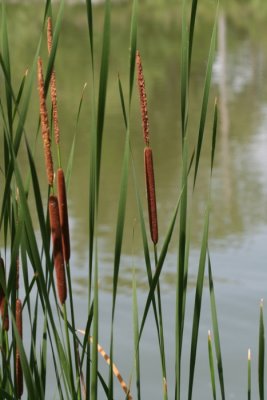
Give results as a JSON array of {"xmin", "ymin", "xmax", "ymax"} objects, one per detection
[{"xmin": 1, "ymin": 3, "xmax": 267, "ymax": 290}]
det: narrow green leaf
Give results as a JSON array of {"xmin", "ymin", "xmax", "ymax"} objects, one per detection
[
  {"xmin": 211, "ymin": 98, "xmax": 218, "ymax": 175},
  {"xmin": 259, "ymin": 299, "xmax": 265, "ymax": 400},
  {"xmin": 208, "ymin": 254, "xmax": 225, "ymax": 399},
  {"xmin": 96, "ymin": 0, "xmax": 110, "ymax": 194},
  {"xmin": 208, "ymin": 331, "xmax": 216, "ymax": 400},
  {"xmin": 132, "ymin": 271, "xmax": 141, "ymax": 400},
  {"xmin": 129, "ymin": 0, "xmax": 138, "ymax": 103},
  {"xmin": 188, "ymin": 207, "xmax": 210, "ymax": 400},
  {"xmin": 193, "ymin": 6, "xmax": 218, "ymax": 187}
]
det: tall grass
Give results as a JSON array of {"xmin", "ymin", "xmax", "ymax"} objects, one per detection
[{"xmin": 0, "ymin": 0, "xmax": 264, "ymax": 399}]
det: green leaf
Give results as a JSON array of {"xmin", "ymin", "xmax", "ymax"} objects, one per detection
[
  {"xmin": 208, "ymin": 254, "xmax": 225, "ymax": 400},
  {"xmin": 188, "ymin": 207, "xmax": 210, "ymax": 400},
  {"xmin": 259, "ymin": 299, "xmax": 265, "ymax": 400}
]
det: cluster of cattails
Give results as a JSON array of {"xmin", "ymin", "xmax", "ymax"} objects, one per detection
[
  {"xmin": 136, "ymin": 50, "xmax": 158, "ymax": 245},
  {"xmin": 37, "ymin": 17, "xmax": 71, "ymax": 305}
]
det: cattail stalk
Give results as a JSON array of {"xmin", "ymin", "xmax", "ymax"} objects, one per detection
[
  {"xmin": 37, "ymin": 57, "xmax": 54, "ymax": 187},
  {"xmin": 136, "ymin": 50, "xmax": 150, "ymax": 147},
  {"xmin": 0, "ymin": 257, "xmax": 9, "ymax": 331},
  {"xmin": 57, "ymin": 168, "xmax": 70, "ymax": 263},
  {"xmin": 16, "ymin": 299, "xmax": 23, "ymax": 398},
  {"xmin": 47, "ymin": 17, "xmax": 60, "ymax": 148},
  {"xmin": 144, "ymin": 147, "xmax": 158, "ymax": 245},
  {"xmin": 49, "ymin": 195, "xmax": 67, "ymax": 304}
]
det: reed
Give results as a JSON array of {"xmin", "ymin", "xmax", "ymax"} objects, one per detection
[
  {"xmin": 0, "ymin": 257, "xmax": 9, "ymax": 331},
  {"xmin": 57, "ymin": 168, "xmax": 70, "ymax": 263},
  {"xmin": 136, "ymin": 50, "xmax": 149, "ymax": 147},
  {"xmin": 144, "ymin": 146, "xmax": 158, "ymax": 245},
  {"xmin": 49, "ymin": 195, "xmax": 67, "ymax": 305},
  {"xmin": 15, "ymin": 299, "xmax": 23, "ymax": 399},
  {"xmin": 47, "ymin": 17, "xmax": 60, "ymax": 147},
  {"xmin": 37, "ymin": 57, "xmax": 54, "ymax": 187}
]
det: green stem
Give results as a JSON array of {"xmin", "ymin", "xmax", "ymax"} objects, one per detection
[
  {"xmin": 66, "ymin": 261, "xmax": 82, "ymax": 399},
  {"xmin": 63, "ymin": 303, "xmax": 75, "ymax": 397},
  {"xmin": 154, "ymin": 244, "xmax": 168, "ymax": 400}
]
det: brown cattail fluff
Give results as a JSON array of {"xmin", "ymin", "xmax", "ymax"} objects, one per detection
[
  {"xmin": 49, "ymin": 195, "xmax": 67, "ymax": 304},
  {"xmin": 144, "ymin": 147, "xmax": 158, "ymax": 245},
  {"xmin": 47, "ymin": 17, "xmax": 60, "ymax": 145},
  {"xmin": 57, "ymin": 169, "xmax": 70, "ymax": 263},
  {"xmin": 37, "ymin": 57, "xmax": 54, "ymax": 187},
  {"xmin": 136, "ymin": 51, "xmax": 150, "ymax": 147},
  {"xmin": 16, "ymin": 299, "xmax": 23, "ymax": 398},
  {"xmin": 0, "ymin": 257, "xmax": 9, "ymax": 331}
]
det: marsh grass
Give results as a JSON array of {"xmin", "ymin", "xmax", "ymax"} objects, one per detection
[{"xmin": 0, "ymin": 0, "xmax": 264, "ymax": 399}]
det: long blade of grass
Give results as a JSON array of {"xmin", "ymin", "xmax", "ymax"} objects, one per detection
[
  {"xmin": 129, "ymin": 0, "xmax": 138, "ymax": 104},
  {"xmin": 208, "ymin": 254, "xmax": 225, "ymax": 399},
  {"xmin": 258, "ymin": 299, "xmax": 264, "ymax": 400},
  {"xmin": 175, "ymin": 136, "xmax": 188, "ymax": 399},
  {"xmin": 211, "ymin": 98, "xmax": 218, "ymax": 175},
  {"xmin": 96, "ymin": 0, "xmax": 110, "ymax": 195},
  {"xmin": 188, "ymin": 206, "xmax": 210, "ymax": 400},
  {"xmin": 208, "ymin": 331, "xmax": 216, "ymax": 400},
  {"xmin": 193, "ymin": 6, "xmax": 218, "ymax": 187},
  {"xmin": 132, "ymin": 270, "xmax": 141, "ymax": 400}
]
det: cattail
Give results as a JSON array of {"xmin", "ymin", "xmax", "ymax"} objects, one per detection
[
  {"xmin": 16, "ymin": 299, "xmax": 23, "ymax": 398},
  {"xmin": 49, "ymin": 195, "xmax": 67, "ymax": 304},
  {"xmin": 0, "ymin": 257, "xmax": 9, "ymax": 331},
  {"xmin": 37, "ymin": 57, "xmax": 54, "ymax": 187},
  {"xmin": 136, "ymin": 50, "xmax": 150, "ymax": 147},
  {"xmin": 144, "ymin": 147, "xmax": 158, "ymax": 245},
  {"xmin": 47, "ymin": 17, "xmax": 60, "ymax": 145},
  {"xmin": 57, "ymin": 168, "xmax": 70, "ymax": 263}
]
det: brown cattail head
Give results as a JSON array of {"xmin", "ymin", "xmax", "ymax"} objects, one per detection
[
  {"xmin": 16, "ymin": 299, "xmax": 23, "ymax": 398},
  {"xmin": 49, "ymin": 195, "xmax": 67, "ymax": 304},
  {"xmin": 47, "ymin": 17, "xmax": 60, "ymax": 146},
  {"xmin": 37, "ymin": 57, "xmax": 54, "ymax": 187},
  {"xmin": 0, "ymin": 257, "xmax": 9, "ymax": 331},
  {"xmin": 144, "ymin": 147, "xmax": 158, "ymax": 245},
  {"xmin": 136, "ymin": 50, "xmax": 150, "ymax": 147},
  {"xmin": 57, "ymin": 168, "xmax": 70, "ymax": 263}
]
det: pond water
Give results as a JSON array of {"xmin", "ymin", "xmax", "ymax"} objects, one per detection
[{"xmin": 2, "ymin": 1, "xmax": 267, "ymax": 399}]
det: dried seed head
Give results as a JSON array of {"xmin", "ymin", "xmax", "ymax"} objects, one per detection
[
  {"xmin": 37, "ymin": 57, "xmax": 54, "ymax": 187},
  {"xmin": 47, "ymin": 17, "xmax": 60, "ymax": 145},
  {"xmin": 16, "ymin": 299, "xmax": 23, "ymax": 398},
  {"xmin": 0, "ymin": 257, "xmax": 9, "ymax": 331},
  {"xmin": 144, "ymin": 147, "xmax": 158, "ymax": 245},
  {"xmin": 49, "ymin": 195, "xmax": 67, "ymax": 304},
  {"xmin": 136, "ymin": 51, "xmax": 150, "ymax": 147},
  {"xmin": 57, "ymin": 168, "xmax": 70, "ymax": 263}
]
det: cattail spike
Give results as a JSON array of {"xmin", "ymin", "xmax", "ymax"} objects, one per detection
[
  {"xmin": 136, "ymin": 50, "xmax": 150, "ymax": 147},
  {"xmin": 16, "ymin": 299, "xmax": 23, "ymax": 398},
  {"xmin": 57, "ymin": 168, "xmax": 70, "ymax": 263},
  {"xmin": 49, "ymin": 195, "xmax": 67, "ymax": 304},
  {"xmin": 47, "ymin": 17, "xmax": 60, "ymax": 146},
  {"xmin": 0, "ymin": 257, "xmax": 9, "ymax": 331},
  {"xmin": 144, "ymin": 147, "xmax": 158, "ymax": 245},
  {"xmin": 37, "ymin": 57, "xmax": 54, "ymax": 187}
]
